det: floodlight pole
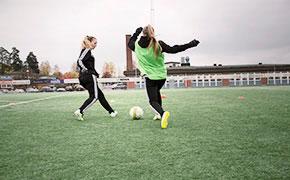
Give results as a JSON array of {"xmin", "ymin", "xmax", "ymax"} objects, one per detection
[{"xmin": 150, "ymin": 0, "xmax": 155, "ymax": 26}]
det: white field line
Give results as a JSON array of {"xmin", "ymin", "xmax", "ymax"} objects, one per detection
[{"xmin": 0, "ymin": 95, "xmax": 67, "ymax": 109}]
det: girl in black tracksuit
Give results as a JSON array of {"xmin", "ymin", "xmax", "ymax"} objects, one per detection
[{"xmin": 74, "ymin": 36, "xmax": 117, "ymax": 121}]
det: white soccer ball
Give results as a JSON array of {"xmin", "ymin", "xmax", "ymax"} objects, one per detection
[{"xmin": 129, "ymin": 106, "xmax": 144, "ymax": 120}]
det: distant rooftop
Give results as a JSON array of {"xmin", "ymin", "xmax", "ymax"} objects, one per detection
[{"xmin": 124, "ymin": 63, "xmax": 290, "ymax": 77}]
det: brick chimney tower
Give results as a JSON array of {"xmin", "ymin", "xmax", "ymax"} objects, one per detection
[{"xmin": 125, "ymin": 35, "xmax": 133, "ymax": 71}]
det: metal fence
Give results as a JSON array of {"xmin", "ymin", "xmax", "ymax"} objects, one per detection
[
  {"xmin": 129, "ymin": 72, "xmax": 290, "ymax": 89},
  {"xmin": 1, "ymin": 72, "xmax": 290, "ymax": 90}
]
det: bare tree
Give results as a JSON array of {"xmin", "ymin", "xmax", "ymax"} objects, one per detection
[
  {"xmin": 102, "ymin": 62, "xmax": 116, "ymax": 78},
  {"xmin": 52, "ymin": 64, "xmax": 63, "ymax": 79},
  {"xmin": 39, "ymin": 61, "xmax": 51, "ymax": 76}
]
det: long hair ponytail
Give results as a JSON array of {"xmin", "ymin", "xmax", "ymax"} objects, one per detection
[{"xmin": 143, "ymin": 25, "xmax": 161, "ymax": 57}]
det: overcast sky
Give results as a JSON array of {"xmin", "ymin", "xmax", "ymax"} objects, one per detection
[{"xmin": 1, "ymin": 0, "xmax": 290, "ymax": 73}]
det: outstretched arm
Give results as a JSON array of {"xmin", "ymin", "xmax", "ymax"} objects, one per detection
[
  {"xmin": 159, "ymin": 39, "xmax": 200, "ymax": 54},
  {"xmin": 128, "ymin": 27, "xmax": 143, "ymax": 51}
]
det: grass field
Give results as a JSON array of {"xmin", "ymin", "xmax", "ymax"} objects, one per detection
[{"xmin": 0, "ymin": 87, "xmax": 290, "ymax": 179}]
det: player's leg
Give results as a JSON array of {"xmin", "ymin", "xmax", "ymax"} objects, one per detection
[
  {"xmin": 97, "ymin": 85, "xmax": 118, "ymax": 117},
  {"xmin": 153, "ymin": 79, "xmax": 166, "ymax": 120},
  {"xmin": 157, "ymin": 79, "xmax": 166, "ymax": 106},
  {"xmin": 74, "ymin": 75, "xmax": 97, "ymax": 120},
  {"xmin": 157, "ymin": 79, "xmax": 169, "ymax": 129},
  {"xmin": 145, "ymin": 77, "xmax": 164, "ymax": 118}
]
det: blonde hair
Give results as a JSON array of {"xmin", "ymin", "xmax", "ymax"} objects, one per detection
[
  {"xmin": 81, "ymin": 36, "xmax": 96, "ymax": 49},
  {"xmin": 143, "ymin": 25, "xmax": 161, "ymax": 57}
]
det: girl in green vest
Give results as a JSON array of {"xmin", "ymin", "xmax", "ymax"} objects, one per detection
[{"xmin": 128, "ymin": 25, "xmax": 200, "ymax": 128}]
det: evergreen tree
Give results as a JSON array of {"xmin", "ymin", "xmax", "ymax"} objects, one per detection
[
  {"xmin": 25, "ymin": 52, "xmax": 40, "ymax": 74},
  {"xmin": 0, "ymin": 47, "xmax": 12, "ymax": 74},
  {"xmin": 10, "ymin": 47, "xmax": 23, "ymax": 72}
]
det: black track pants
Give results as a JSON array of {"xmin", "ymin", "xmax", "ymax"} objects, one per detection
[
  {"xmin": 145, "ymin": 77, "xmax": 166, "ymax": 116},
  {"xmin": 78, "ymin": 73, "xmax": 114, "ymax": 114}
]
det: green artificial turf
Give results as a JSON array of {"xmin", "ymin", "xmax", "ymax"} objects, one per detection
[{"xmin": 0, "ymin": 87, "xmax": 289, "ymax": 179}]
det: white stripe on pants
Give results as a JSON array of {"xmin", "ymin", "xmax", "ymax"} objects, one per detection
[{"xmin": 83, "ymin": 75, "xmax": 98, "ymax": 112}]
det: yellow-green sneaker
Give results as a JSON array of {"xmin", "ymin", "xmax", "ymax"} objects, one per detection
[{"xmin": 161, "ymin": 111, "xmax": 170, "ymax": 129}]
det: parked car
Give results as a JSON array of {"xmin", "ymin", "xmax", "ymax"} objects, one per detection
[
  {"xmin": 50, "ymin": 86, "xmax": 57, "ymax": 91},
  {"xmin": 74, "ymin": 84, "xmax": 85, "ymax": 91},
  {"xmin": 111, "ymin": 83, "xmax": 127, "ymax": 90},
  {"xmin": 65, "ymin": 86, "xmax": 73, "ymax": 91},
  {"xmin": 40, "ymin": 86, "xmax": 54, "ymax": 92},
  {"xmin": 0, "ymin": 89, "xmax": 9, "ymax": 93},
  {"xmin": 56, "ymin": 88, "xmax": 66, "ymax": 92},
  {"xmin": 14, "ymin": 89, "xmax": 25, "ymax": 93},
  {"xmin": 26, "ymin": 87, "xmax": 39, "ymax": 93}
]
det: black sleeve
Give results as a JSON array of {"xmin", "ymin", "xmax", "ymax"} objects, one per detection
[
  {"xmin": 82, "ymin": 49, "xmax": 91, "ymax": 61},
  {"xmin": 159, "ymin": 40, "xmax": 194, "ymax": 54},
  {"xmin": 87, "ymin": 52, "xmax": 99, "ymax": 77},
  {"xmin": 128, "ymin": 31, "xmax": 142, "ymax": 51},
  {"xmin": 78, "ymin": 49, "xmax": 91, "ymax": 71}
]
